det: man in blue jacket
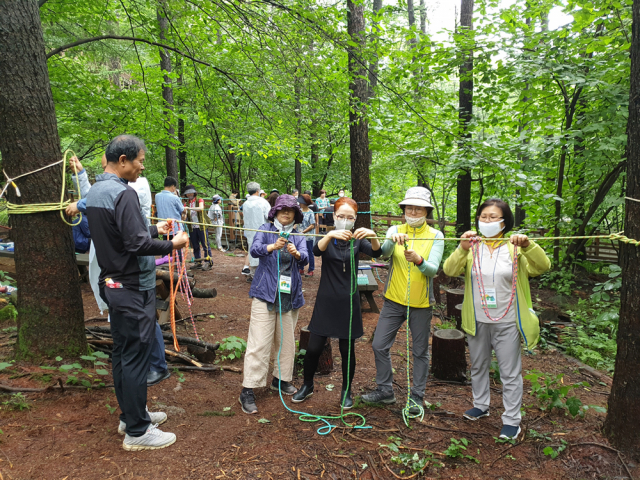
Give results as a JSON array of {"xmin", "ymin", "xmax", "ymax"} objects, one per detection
[{"xmin": 85, "ymin": 135, "xmax": 188, "ymax": 451}]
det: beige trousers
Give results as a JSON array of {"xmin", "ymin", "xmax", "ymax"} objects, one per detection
[{"xmin": 242, "ymin": 298, "xmax": 299, "ymax": 388}]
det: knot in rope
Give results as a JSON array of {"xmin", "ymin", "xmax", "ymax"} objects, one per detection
[{"xmin": 609, "ymin": 232, "xmax": 640, "ymax": 246}]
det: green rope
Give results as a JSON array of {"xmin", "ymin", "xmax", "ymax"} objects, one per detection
[
  {"xmin": 147, "ymin": 217, "xmax": 640, "ymax": 245},
  {"xmin": 4, "ymin": 149, "xmax": 82, "ymax": 226},
  {"xmin": 274, "ymin": 232, "xmax": 370, "ymax": 435}
]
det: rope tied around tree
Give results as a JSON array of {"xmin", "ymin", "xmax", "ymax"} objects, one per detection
[{"xmin": 2, "ymin": 149, "xmax": 83, "ymax": 226}]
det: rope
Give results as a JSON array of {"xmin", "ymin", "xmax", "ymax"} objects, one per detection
[
  {"xmin": 625, "ymin": 197, "xmax": 640, "ymax": 203},
  {"xmin": 3, "ymin": 149, "xmax": 82, "ymax": 226},
  {"xmin": 147, "ymin": 217, "xmax": 640, "ymax": 245},
  {"xmin": 470, "ymin": 238, "xmax": 519, "ymax": 322},
  {"xmin": 401, "ymin": 231, "xmax": 425, "ymax": 426},
  {"xmin": 274, "ymin": 232, "xmax": 370, "ymax": 435}
]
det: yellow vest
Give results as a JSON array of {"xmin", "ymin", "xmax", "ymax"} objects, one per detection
[{"xmin": 384, "ymin": 222, "xmax": 437, "ymax": 308}]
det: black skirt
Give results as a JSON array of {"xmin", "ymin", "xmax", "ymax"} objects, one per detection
[{"xmin": 308, "ymin": 238, "xmax": 382, "ymax": 339}]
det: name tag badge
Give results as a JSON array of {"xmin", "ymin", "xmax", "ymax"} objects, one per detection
[
  {"xmin": 279, "ymin": 275, "xmax": 292, "ymax": 294},
  {"xmin": 484, "ymin": 287, "xmax": 497, "ymax": 308}
]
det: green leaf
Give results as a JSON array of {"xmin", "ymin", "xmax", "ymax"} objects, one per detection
[
  {"xmin": 55, "ymin": 356, "xmax": 63, "ymax": 362},
  {"xmin": 257, "ymin": 418, "xmax": 270, "ymax": 424},
  {"xmin": 80, "ymin": 355, "xmax": 96, "ymax": 361},
  {"xmin": 95, "ymin": 369, "xmax": 109, "ymax": 375},
  {"xmin": 566, "ymin": 396, "xmax": 583, "ymax": 417},
  {"xmin": 0, "ymin": 362, "xmax": 12, "ymax": 371}
]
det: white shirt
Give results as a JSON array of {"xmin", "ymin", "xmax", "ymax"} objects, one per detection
[
  {"xmin": 471, "ymin": 244, "xmax": 517, "ymax": 324},
  {"xmin": 128, "ymin": 177, "xmax": 152, "ymax": 226},
  {"xmin": 242, "ymin": 195, "xmax": 271, "ymax": 238}
]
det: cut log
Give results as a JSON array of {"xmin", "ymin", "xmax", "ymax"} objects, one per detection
[
  {"xmin": 299, "ymin": 325, "xmax": 333, "ymax": 375},
  {"xmin": 431, "ymin": 328, "xmax": 467, "ymax": 382},
  {"xmin": 156, "ymin": 279, "xmax": 170, "ymax": 300},
  {"xmin": 187, "ymin": 344, "xmax": 217, "ymax": 364},
  {"xmin": 444, "ymin": 288, "xmax": 464, "ymax": 326},
  {"xmin": 191, "ymin": 288, "xmax": 217, "ymax": 299},
  {"xmin": 170, "ymin": 365, "xmax": 242, "ymax": 374},
  {"xmin": 156, "ymin": 269, "xmax": 196, "ymax": 288}
]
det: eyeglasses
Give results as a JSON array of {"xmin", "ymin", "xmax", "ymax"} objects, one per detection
[
  {"xmin": 479, "ymin": 216, "xmax": 503, "ymax": 222},
  {"xmin": 336, "ymin": 214, "xmax": 356, "ymax": 221}
]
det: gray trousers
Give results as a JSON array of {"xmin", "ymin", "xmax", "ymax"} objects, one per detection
[
  {"xmin": 371, "ymin": 299, "xmax": 433, "ymax": 398},
  {"xmin": 467, "ymin": 321, "xmax": 523, "ymax": 426}
]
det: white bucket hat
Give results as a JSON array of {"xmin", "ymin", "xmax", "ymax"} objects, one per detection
[{"xmin": 398, "ymin": 186, "xmax": 433, "ymax": 209}]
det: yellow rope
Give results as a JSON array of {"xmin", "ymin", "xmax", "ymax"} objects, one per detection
[
  {"xmin": 147, "ymin": 216, "xmax": 640, "ymax": 246},
  {"xmin": 4, "ymin": 149, "xmax": 82, "ymax": 226}
]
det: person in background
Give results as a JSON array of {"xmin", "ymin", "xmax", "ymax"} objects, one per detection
[
  {"xmin": 297, "ymin": 194, "xmax": 316, "ymax": 277},
  {"xmin": 239, "ymin": 195, "xmax": 308, "ymax": 414},
  {"xmin": 267, "ymin": 191, "xmax": 279, "ymax": 208},
  {"xmin": 293, "ymin": 197, "xmax": 381, "ymax": 409},
  {"xmin": 85, "ymin": 134, "xmax": 189, "ymax": 451},
  {"xmin": 184, "ymin": 185, "xmax": 212, "ymax": 264},
  {"xmin": 67, "ymin": 155, "xmax": 170, "ymax": 388},
  {"xmin": 316, "ymin": 189, "xmax": 330, "ymax": 225},
  {"xmin": 303, "ymin": 190, "xmax": 320, "ymax": 237},
  {"xmin": 241, "ymin": 182, "xmax": 271, "ymax": 280},
  {"xmin": 291, "ymin": 188, "xmax": 299, "ymax": 198},
  {"xmin": 337, "ymin": 188, "xmax": 345, "ymax": 198},
  {"xmin": 72, "ymin": 214, "xmax": 91, "ymax": 254},
  {"xmin": 155, "ymin": 176, "xmax": 185, "ymax": 261},
  {"xmin": 208, "ymin": 194, "xmax": 226, "ymax": 252},
  {"xmin": 260, "ymin": 190, "xmax": 266, "ymax": 199},
  {"xmin": 228, "ymin": 189, "xmax": 240, "ymax": 244},
  {"xmin": 443, "ymin": 199, "xmax": 550, "ymax": 441},
  {"xmin": 362, "ymin": 187, "xmax": 444, "ymax": 416},
  {"xmin": 324, "ymin": 198, "xmax": 337, "ymax": 228}
]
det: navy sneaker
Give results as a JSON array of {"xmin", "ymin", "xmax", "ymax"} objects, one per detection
[
  {"xmin": 463, "ymin": 407, "xmax": 490, "ymax": 421},
  {"xmin": 499, "ymin": 425, "xmax": 521, "ymax": 440}
]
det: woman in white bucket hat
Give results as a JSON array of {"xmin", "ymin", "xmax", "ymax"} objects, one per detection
[{"xmin": 361, "ymin": 187, "xmax": 444, "ymax": 414}]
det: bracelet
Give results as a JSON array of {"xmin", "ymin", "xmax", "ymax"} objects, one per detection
[{"xmin": 416, "ymin": 256, "xmax": 424, "ymax": 266}]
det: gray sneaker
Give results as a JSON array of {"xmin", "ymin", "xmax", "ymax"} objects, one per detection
[
  {"xmin": 118, "ymin": 407, "xmax": 167, "ymax": 435},
  {"xmin": 122, "ymin": 424, "xmax": 176, "ymax": 451},
  {"xmin": 361, "ymin": 387, "xmax": 396, "ymax": 405}
]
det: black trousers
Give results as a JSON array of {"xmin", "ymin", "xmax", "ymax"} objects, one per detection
[
  {"xmin": 101, "ymin": 287, "xmax": 155, "ymax": 437},
  {"xmin": 304, "ymin": 333, "xmax": 356, "ymax": 392},
  {"xmin": 189, "ymin": 228, "xmax": 212, "ymax": 259}
]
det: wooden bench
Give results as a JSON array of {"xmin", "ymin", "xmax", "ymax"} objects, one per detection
[{"xmin": 358, "ymin": 268, "xmax": 380, "ymax": 314}]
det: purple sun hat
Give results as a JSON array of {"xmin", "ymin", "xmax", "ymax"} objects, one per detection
[{"xmin": 268, "ymin": 194, "xmax": 303, "ymax": 224}]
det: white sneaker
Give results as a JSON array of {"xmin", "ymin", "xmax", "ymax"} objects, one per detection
[
  {"xmin": 122, "ymin": 424, "xmax": 176, "ymax": 451},
  {"xmin": 118, "ymin": 407, "xmax": 167, "ymax": 435}
]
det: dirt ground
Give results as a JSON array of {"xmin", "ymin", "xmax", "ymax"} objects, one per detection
[{"xmin": 0, "ymin": 247, "xmax": 635, "ymax": 480}]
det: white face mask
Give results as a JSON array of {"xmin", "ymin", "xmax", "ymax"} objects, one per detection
[
  {"xmin": 274, "ymin": 218, "xmax": 294, "ymax": 233},
  {"xmin": 478, "ymin": 220, "xmax": 504, "ymax": 238},
  {"xmin": 338, "ymin": 192, "xmax": 345, "ymax": 197},
  {"xmin": 405, "ymin": 215, "xmax": 426, "ymax": 228},
  {"xmin": 335, "ymin": 218, "xmax": 355, "ymax": 231}
]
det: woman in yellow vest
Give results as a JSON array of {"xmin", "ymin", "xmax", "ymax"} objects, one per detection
[
  {"xmin": 443, "ymin": 198, "xmax": 550, "ymax": 440},
  {"xmin": 362, "ymin": 187, "xmax": 444, "ymax": 414}
]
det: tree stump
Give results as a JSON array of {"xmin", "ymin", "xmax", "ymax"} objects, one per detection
[
  {"xmin": 299, "ymin": 325, "xmax": 333, "ymax": 375},
  {"xmin": 444, "ymin": 288, "xmax": 464, "ymax": 325},
  {"xmin": 431, "ymin": 329, "xmax": 467, "ymax": 382}
]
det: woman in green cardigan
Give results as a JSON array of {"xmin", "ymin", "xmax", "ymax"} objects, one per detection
[{"xmin": 443, "ymin": 199, "xmax": 550, "ymax": 440}]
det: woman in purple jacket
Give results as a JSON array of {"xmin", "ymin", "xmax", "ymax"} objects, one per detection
[{"xmin": 239, "ymin": 194, "xmax": 309, "ymax": 415}]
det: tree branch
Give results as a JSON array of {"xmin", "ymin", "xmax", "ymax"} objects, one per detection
[
  {"xmin": 38, "ymin": 0, "xmax": 48, "ymax": 7},
  {"xmin": 46, "ymin": 35, "xmax": 230, "ymax": 77}
]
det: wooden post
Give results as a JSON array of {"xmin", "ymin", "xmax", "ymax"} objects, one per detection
[
  {"xmin": 387, "ymin": 211, "xmax": 392, "ymax": 228},
  {"xmin": 431, "ymin": 329, "xmax": 467, "ymax": 382},
  {"xmin": 299, "ymin": 325, "xmax": 333, "ymax": 375}
]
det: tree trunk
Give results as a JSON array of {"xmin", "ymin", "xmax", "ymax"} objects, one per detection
[
  {"xmin": 368, "ymin": 0, "xmax": 383, "ymax": 99},
  {"xmin": 419, "ymin": 0, "xmax": 427, "ymax": 34},
  {"xmin": 347, "ymin": 0, "xmax": 372, "ymax": 230},
  {"xmin": 456, "ymin": 0, "xmax": 474, "ymax": 237},
  {"xmin": 294, "ymin": 75, "xmax": 302, "ymax": 192},
  {"xmin": 177, "ymin": 60, "xmax": 187, "ymax": 192},
  {"xmin": 604, "ymin": 0, "xmax": 640, "ymax": 455},
  {"xmin": 0, "ymin": 0, "xmax": 86, "ymax": 359},
  {"xmin": 157, "ymin": 2, "xmax": 178, "ymax": 180}
]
